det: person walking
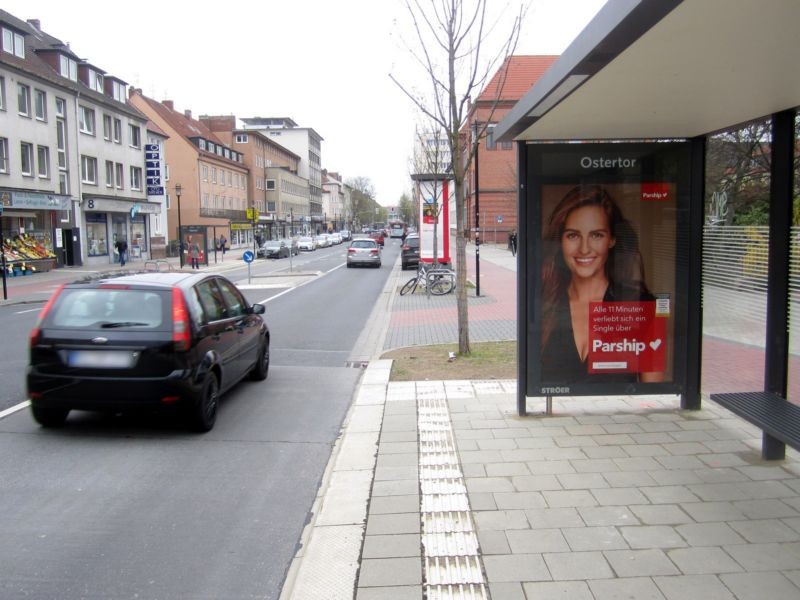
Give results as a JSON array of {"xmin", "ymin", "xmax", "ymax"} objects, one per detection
[
  {"xmin": 115, "ymin": 237, "xmax": 129, "ymax": 267},
  {"xmin": 219, "ymin": 234, "xmax": 227, "ymax": 256},
  {"xmin": 188, "ymin": 236, "xmax": 201, "ymax": 270},
  {"xmin": 508, "ymin": 229, "xmax": 517, "ymax": 257}
]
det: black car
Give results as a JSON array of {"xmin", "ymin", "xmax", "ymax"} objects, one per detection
[
  {"xmin": 27, "ymin": 272, "xmax": 270, "ymax": 432},
  {"xmin": 401, "ymin": 233, "xmax": 420, "ymax": 270}
]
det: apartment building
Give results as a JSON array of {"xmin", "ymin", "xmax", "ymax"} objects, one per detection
[
  {"xmin": 240, "ymin": 117, "xmax": 324, "ymax": 232},
  {"xmin": 464, "ymin": 55, "xmax": 558, "ymax": 243},
  {"xmin": 321, "ymin": 170, "xmax": 346, "ymax": 233},
  {"xmin": 0, "ymin": 11, "xmax": 154, "ymax": 267},
  {"xmin": 200, "ymin": 115, "xmax": 307, "ymax": 239},
  {"xmin": 129, "ymin": 91, "xmax": 250, "ymax": 258}
]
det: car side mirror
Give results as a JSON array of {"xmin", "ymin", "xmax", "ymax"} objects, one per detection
[{"xmin": 250, "ymin": 303, "xmax": 266, "ymax": 315}]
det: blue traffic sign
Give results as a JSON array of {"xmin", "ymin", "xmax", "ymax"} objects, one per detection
[{"xmin": 242, "ymin": 250, "xmax": 255, "ymax": 263}]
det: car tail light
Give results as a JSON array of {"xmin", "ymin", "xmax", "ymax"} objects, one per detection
[
  {"xmin": 402, "ymin": 244, "xmax": 409, "ymax": 251},
  {"xmin": 370, "ymin": 249, "xmax": 379, "ymax": 255},
  {"xmin": 171, "ymin": 288, "xmax": 191, "ymax": 352},
  {"xmin": 29, "ymin": 284, "xmax": 65, "ymax": 347},
  {"xmin": 348, "ymin": 248, "xmax": 356, "ymax": 254}
]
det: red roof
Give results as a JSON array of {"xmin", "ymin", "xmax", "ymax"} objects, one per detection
[{"xmin": 478, "ymin": 55, "xmax": 558, "ymax": 102}]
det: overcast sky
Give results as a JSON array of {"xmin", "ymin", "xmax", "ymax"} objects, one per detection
[{"xmin": 3, "ymin": 0, "xmax": 606, "ymax": 205}]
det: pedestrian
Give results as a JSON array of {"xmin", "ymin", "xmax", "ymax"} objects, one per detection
[
  {"xmin": 508, "ymin": 229, "xmax": 517, "ymax": 257},
  {"xmin": 188, "ymin": 236, "xmax": 201, "ymax": 269},
  {"xmin": 219, "ymin": 234, "xmax": 227, "ymax": 255},
  {"xmin": 115, "ymin": 237, "xmax": 128, "ymax": 267}
]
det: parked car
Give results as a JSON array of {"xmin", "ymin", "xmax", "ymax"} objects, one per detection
[
  {"xmin": 369, "ymin": 229, "xmax": 385, "ymax": 247},
  {"xmin": 401, "ymin": 233, "xmax": 421, "ymax": 270},
  {"xmin": 298, "ymin": 236, "xmax": 315, "ymax": 251},
  {"xmin": 315, "ymin": 234, "xmax": 330, "ymax": 248},
  {"xmin": 340, "ymin": 230, "xmax": 352, "ymax": 241},
  {"xmin": 329, "ymin": 232, "xmax": 342, "ymax": 245},
  {"xmin": 346, "ymin": 238, "xmax": 381, "ymax": 268},
  {"xmin": 258, "ymin": 239, "xmax": 289, "ymax": 258},
  {"xmin": 282, "ymin": 238, "xmax": 299, "ymax": 256},
  {"xmin": 27, "ymin": 272, "xmax": 270, "ymax": 432}
]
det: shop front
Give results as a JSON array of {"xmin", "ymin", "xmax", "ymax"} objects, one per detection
[
  {"xmin": 82, "ymin": 196, "xmax": 160, "ymax": 266},
  {"xmin": 0, "ymin": 190, "xmax": 71, "ymax": 274}
]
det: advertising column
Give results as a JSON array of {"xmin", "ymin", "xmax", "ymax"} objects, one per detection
[
  {"xmin": 417, "ymin": 177, "xmax": 451, "ymax": 265},
  {"xmin": 527, "ymin": 142, "xmax": 692, "ymax": 398}
]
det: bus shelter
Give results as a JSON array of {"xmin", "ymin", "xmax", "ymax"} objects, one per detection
[{"xmin": 495, "ymin": 0, "xmax": 800, "ymax": 458}]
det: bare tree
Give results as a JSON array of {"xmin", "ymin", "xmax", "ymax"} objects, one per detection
[{"xmin": 391, "ymin": 0, "xmax": 524, "ymax": 355}]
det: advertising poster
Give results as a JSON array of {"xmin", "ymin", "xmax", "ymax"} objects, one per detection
[
  {"xmin": 527, "ymin": 143, "xmax": 691, "ymax": 397},
  {"xmin": 417, "ymin": 178, "xmax": 451, "ymax": 264}
]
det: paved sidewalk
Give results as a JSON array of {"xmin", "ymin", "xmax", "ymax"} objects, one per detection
[{"xmin": 283, "ymin": 243, "xmax": 800, "ymax": 600}]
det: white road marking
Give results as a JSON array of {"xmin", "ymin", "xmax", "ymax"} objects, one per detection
[
  {"xmin": 14, "ymin": 308, "xmax": 42, "ymax": 314},
  {"xmin": 0, "ymin": 401, "xmax": 30, "ymax": 420}
]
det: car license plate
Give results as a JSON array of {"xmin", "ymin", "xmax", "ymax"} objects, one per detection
[{"xmin": 68, "ymin": 350, "xmax": 136, "ymax": 368}]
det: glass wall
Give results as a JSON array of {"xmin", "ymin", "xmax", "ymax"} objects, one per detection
[
  {"xmin": 702, "ymin": 118, "xmax": 772, "ymax": 396},
  {"xmin": 788, "ymin": 113, "xmax": 800, "ymax": 404}
]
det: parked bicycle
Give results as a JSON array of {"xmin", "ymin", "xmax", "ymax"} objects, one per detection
[{"xmin": 399, "ymin": 263, "xmax": 455, "ymax": 296}]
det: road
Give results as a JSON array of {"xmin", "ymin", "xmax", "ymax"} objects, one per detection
[{"xmin": 0, "ymin": 239, "xmax": 401, "ymax": 600}]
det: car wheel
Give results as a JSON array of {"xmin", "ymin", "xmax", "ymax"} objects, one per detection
[
  {"xmin": 188, "ymin": 372, "xmax": 219, "ymax": 432},
  {"xmin": 347, "ymin": 263, "xmax": 352, "ymax": 268},
  {"xmin": 250, "ymin": 340, "xmax": 270, "ymax": 381},
  {"xmin": 31, "ymin": 404, "xmax": 69, "ymax": 428}
]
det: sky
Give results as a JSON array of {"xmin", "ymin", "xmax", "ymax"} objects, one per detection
[{"xmin": 2, "ymin": 0, "xmax": 606, "ymax": 205}]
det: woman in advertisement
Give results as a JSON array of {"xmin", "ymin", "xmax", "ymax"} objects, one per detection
[{"xmin": 540, "ymin": 184, "xmax": 664, "ymax": 384}]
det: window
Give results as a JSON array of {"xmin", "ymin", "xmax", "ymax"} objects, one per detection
[
  {"xmin": 129, "ymin": 124, "xmax": 141, "ymax": 148},
  {"xmin": 113, "ymin": 118, "xmax": 121, "ymax": 143},
  {"xmin": 56, "ymin": 118, "xmax": 68, "ymax": 169},
  {"xmin": 212, "ymin": 167, "xmax": 217, "ymax": 184},
  {"xmin": 17, "ymin": 83, "xmax": 30, "ymax": 116},
  {"xmin": 20, "ymin": 142, "xmax": 34, "ymax": 176},
  {"xmin": 115, "ymin": 163, "xmax": 123, "ymax": 188},
  {"xmin": 202, "ymin": 165, "xmax": 208, "ymax": 181},
  {"xmin": 111, "ymin": 80, "xmax": 125, "ymax": 103},
  {"xmin": 79, "ymin": 106, "xmax": 95, "ymax": 135},
  {"xmin": 90, "ymin": 70, "xmax": 103, "ymax": 93},
  {"xmin": 34, "ymin": 89, "xmax": 46, "ymax": 121},
  {"xmin": 105, "ymin": 160, "xmax": 114, "ymax": 187},
  {"xmin": 130, "ymin": 166, "xmax": 142, "ymax": 190},
  {"xmin": 228, "ymin": 171, "xmax": 233, "ymax": 186},
  {"xmin": 266, "ymin": 179, "xmax": 276, "ymax": 190},
  {"xmin": 58, "ymin": 172, "xmax": 69, "ymax": 195},
  {"xmin": 0, "ymin": 76, "xmax": 5, "ymax": 110},
  {"xmin": 2, "ymin": 27, "xmax": 24, "ymax": 58},
  {"xmin": 199, "ymin": 139, "xmax": 206, "ymax": 151},
  {"xmin": 485, "ymin": 127, "xmax": 496, "ymax": 150},
  {"xmin": 36, "ymin": 146, "xmax": 49, "ymax": 178},
  {"xmin": 0, "ymin": 137, "xmax": 8, "ymax": 173},
  {"xmin": 501, "ymin": 140, "xmax": 513, "ymax": 151},
  {"xmin": 81, "ymin": 155, "xmax": 97, "ymax": 184},
  {"xmin": 56, "ymin": 97, "xmax": 66, "ymax": 117},
  {"xmin": 224, "ymin": 148, "xmax": 230, "ymax": 159},
  {"xmin": 235, "ymin": 133, "xmax": 248, "ymax": 143},
  {"xmin": 59, "ymin": 55, "xmax": 78, "ymax": 81},
  {"xmin": 103, "ymin": 114, "xmax": 112, "ymax": 140}
]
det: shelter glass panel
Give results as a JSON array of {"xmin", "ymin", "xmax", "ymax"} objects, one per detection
[{"xmin": 788, "ymin": 113, "xmax": 800, "ymax": 404}]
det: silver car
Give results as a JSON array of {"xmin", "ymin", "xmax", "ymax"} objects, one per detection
[{"xmin": 346, "ymin": 238, "xmax": 381, "ymax": 268}]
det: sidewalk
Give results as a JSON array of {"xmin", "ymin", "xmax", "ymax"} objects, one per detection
[{"xmin": 283, "ymin": 243, "xmax": 800, "ymax": 600}]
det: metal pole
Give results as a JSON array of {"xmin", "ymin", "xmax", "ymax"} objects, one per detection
[
  {"xmin": 474, "ymin": 125, "xmax": 480, "ymax": 297},
  {"xmin": 176, "ymin": 184, "xmax": 183, "ymax": 268}
]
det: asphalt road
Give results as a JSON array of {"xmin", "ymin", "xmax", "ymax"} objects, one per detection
[{"xmin": 0, "ymin": 241, "xmax": 400, "ymax": 599}]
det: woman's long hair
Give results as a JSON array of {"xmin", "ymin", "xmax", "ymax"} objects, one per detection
[{"xmin": 541, "ymin": 185, "xmax": 647, "ymax": 348}]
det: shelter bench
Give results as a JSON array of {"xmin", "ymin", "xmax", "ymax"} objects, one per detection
[{"xmin": 710, "ymin": 391, "xmax": 800, "ymax": 460}]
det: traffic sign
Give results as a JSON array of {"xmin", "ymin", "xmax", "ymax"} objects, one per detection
[
  {"xmin": 497, "ymin": 215, "xmax": 504, "ymax": 223},
  {"xmin": 242, "ymin": 250, "xmax": 255, "ymax": 263}
]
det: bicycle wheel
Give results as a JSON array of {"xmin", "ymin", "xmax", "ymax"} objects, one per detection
[
  {"xmin": 400, "ymin": 277, "xmax": 418, "ymax": 296},
  {"xmin": 429, "ymin": 275, "xmax": 454, "ymax": 295}
]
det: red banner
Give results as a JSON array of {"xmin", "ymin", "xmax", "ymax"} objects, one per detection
[{"xmin": 588, "ymin": 301, "xmax": 666, "ymax": 374}]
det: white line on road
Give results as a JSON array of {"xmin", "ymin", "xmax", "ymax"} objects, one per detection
[
  {"xmin": 0, "ymin": 400, "xmax": 30, "ymax": 420},
  {"xmin": 14, "ymin": 308, "xmax": 42, "ymax": 314}
]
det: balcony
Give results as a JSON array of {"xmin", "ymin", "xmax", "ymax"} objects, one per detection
[{"xmin": 199, "ymin": 208, "xmax": 248, "ymax": 220}]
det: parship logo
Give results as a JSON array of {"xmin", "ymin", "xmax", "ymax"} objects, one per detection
[{"xmin": 580, "ymin": 156, "xmax": 638, "ymax": 169}]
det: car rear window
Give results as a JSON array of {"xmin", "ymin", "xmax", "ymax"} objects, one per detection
[
  {"xmin": 352, "ymin": 240, "xmax": 376, "ymax": 248},
  {"xmin": 406, "ymin": 237, "xmax": 420, "ymax": 248},
  {"xmin": 48, "ymin": 288, "xmax": 168, "ymax": 329}
]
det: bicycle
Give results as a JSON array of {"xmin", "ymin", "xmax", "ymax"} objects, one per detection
[{"xmin": 399, "ymin": 263, "xmax": 455, "ymax": 296}]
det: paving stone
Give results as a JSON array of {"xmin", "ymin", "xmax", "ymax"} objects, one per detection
[
  {"xmin": 511, "ymin": 474, "xmax": 562, "ymax": 491},
  {"xmin": 506, "ymin": 528, "xmax": 569, "ymax": 553},
  {"xmin": 603, "ymin": 549, "xmax": 680, "ymax": 577},
  {"xmin": 487, "ymin": 582, "xmax": 526, "ymax": 600},
  {"xmin": 465, "ymin": 477, "xmax": 515, "ymax": 493},
  {"xmin": 736, "ymin": 465, "xmax": 795, "ymax": 481},
  {"xmin": 613, "ymin": 456, "xmax": 662, "ymax": 471},
  {"xmin": 376, "ymin": 453, "xmax": 419, "ymax": 468},
  {"xmin": 723, "ymin": 542, "xmax": 800, "ymax": 571},
  {"xmin": 362, "ymin": 534, "xmax": 422, "ymax": 559},
  {"xmin": 720, "ymin": 571, "xmax": 800, "ymax": 600},
  {"xmin": 570, "ymin": 458, "xmax": 620, "ymax": 473},
  {"xmin": 477, "ymin": 438, "xmax": 520, "ymax": 451},
  {"xmin": 526, "ymin": 460, "xmax": 576, "ymax": 475},
  {"xmin": 459, "ymin": 450, "xmax": 504, "ymax": 464},
  {"xmin": 380, "ymin": 431, "xmax": 419, "ymax": 443},
  {"xmin": 369, "ymin": 494, "xmax": 420, "ymax": 515},
  {"xmin": 473, "ymin": 509, "xmax": 530, "ymax": 531},
  {"xmin": 467, "ymin": 492, "xmax": 497, "ymax": 511},
  {"xmin": 629, "ymin": 504, "xmax": 692, "ymax": 525},
  {"xmin": 525, "ymin": 507, "xmax": 585, "ymax": 529},
  {"xmin": 588, "ymin": 576, "xmax": 666, "ymax": 600},
  {"xmin": 687, "ymin": 480, "xmax": 795, "ymax": 502},
  {"xmin": 562, "ymin": 526, "xmax": 628, "ymax": 551},
  {"xmin": 578, "ymin": 506, "xmax": 639, "ymax": 527},
  {"xmin": 697, "ymin": 453, "xmax": 750, "ymax": 468},
  {"xmin": 543, "ymin": 551, "xmax": 613, "ymax": 580},
  {"xmin": 641, "ymin": 485, "xmax": 701, "ymax": 504},
  {"xmin": 552, "ymin": 436, "xmax": 598, "ymax": 448},
  {"xmin": 680, "ymin": 501, "xmax": 746, "ymax": 522},
  {"xmin": 477, "ymin": 529, "xmax": 511, "ymax": 554},
  {"xmin": 358, "ymin": 557, "xmax": 422, "ymax": 587},
  {"xmin": 486, "ymin": 463, "xmax": 530, "ymax": 477},
  {"xmin": 542, "ymin": 489, "xmax": 598, "ymax": 508},
  {"xmin": 695, "ymin": 467, "xmax": 750, "ymax": 484},
  {"xmin": 623, "ymin": 443, "xmax": 671, "ymax": 457},
  {"xmin": 620, "ymin": 525, "xmax": 687, "ymax": 549},
  {"xmin": 729, "ymin": 518, "xmax": 800, "ymax": 544},
  {"xmin": 516, "ymin": 436, "xmax": 559, "ymax": 449},
  {"xmin": 557, "ymin": 472, "xmax": 609, "ymax": 490},
  {"xmin": 366, "ymin": 513, "xmax": 421, "ymax": 536},
  {"xmin": 666, "ymin": 546, "xmax": 743, "ymax": 574},
  {"xmin": 582, "ymin": 446, "xmax": 630, "ymax": 459},
  {"xmin": 356, "ymin": 585, "xmax": 423, "ymax": 599},
  {"xmin": 653, "ymin": 574, "xmax": 735, "ymax": 600},
  {"xmin": 482, "ymin": 553, "xmax": 551, "ymax": 582},
  {"xmin": 656, "ymin": 455, "xmax": 707, "ymax": 470},
  {"xmin": 591, "ymin": 487, "xmax": 649, "ymax": 506},
  {"xmin": 522, "ymin": 580, "xmax": 594, "ymax": 599},
  {"xmin": 374, "ymin": 466, "xmax": 418, "ymax": 481},
  {"xmin": 604, "ymin": 471, "xmax": 659, "ymax": 488},
  {"xmin": 732, "ymin": 498, "xmax": 800, "ymax": 519},
  {"xmin": 566, "ymin": 424, "xmax": 608, "ymax": 436},
  {"xmin": 493, "ymin": 491, "xmax": 547, "ymax": 510},
  {"xmin": 461, "ymin": 464, "xmax": 487, "ymax": 477},
  {"xmin": 650, "ymin": 469, "xmax": 704, "ymax": 485},
  {"xmin": 379, "ymin": 441, "xmax": 419, "ymax": 454},
  {"xmin": 669, "ymin": 430, "xmax": 715, "ymax": 443}
]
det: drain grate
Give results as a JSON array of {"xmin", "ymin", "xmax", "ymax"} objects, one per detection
[
  {"xmin": 426, "ymin": 583, "xmax": 489, "ymax": 600},
  {"xmin": 344, "ymin": 361, "xmax": 369, "ymax": 368}
]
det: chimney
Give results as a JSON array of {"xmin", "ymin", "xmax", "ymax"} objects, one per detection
[
  {"xmin": 184, "ymin": 109, "xmax": 192, "ymax": 120},
  {"xmin": 27, "ymin": 19, "xmax": 41, "ymax": 31},
  {"xmin": 162, "ymin": 100, "xmax": 174, "ymax": 110}
]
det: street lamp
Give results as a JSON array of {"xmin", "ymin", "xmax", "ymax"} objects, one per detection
[{"xmin": 175, "ymin": 183, "xmax": 183, "ymax": 268}]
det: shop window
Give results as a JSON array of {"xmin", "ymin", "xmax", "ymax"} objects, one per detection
[
  {"xmin": 131, "ymin": 215, "xmax": 147, "ymax": 257},
  {"xmin": 86, "ymin": 214, "xmax": 109, "ymax": 256}
]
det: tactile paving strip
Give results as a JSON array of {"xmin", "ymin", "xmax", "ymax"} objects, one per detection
[{"xmin": 418, "ymin": 393, "xmax": 488, "ymax": 599}]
